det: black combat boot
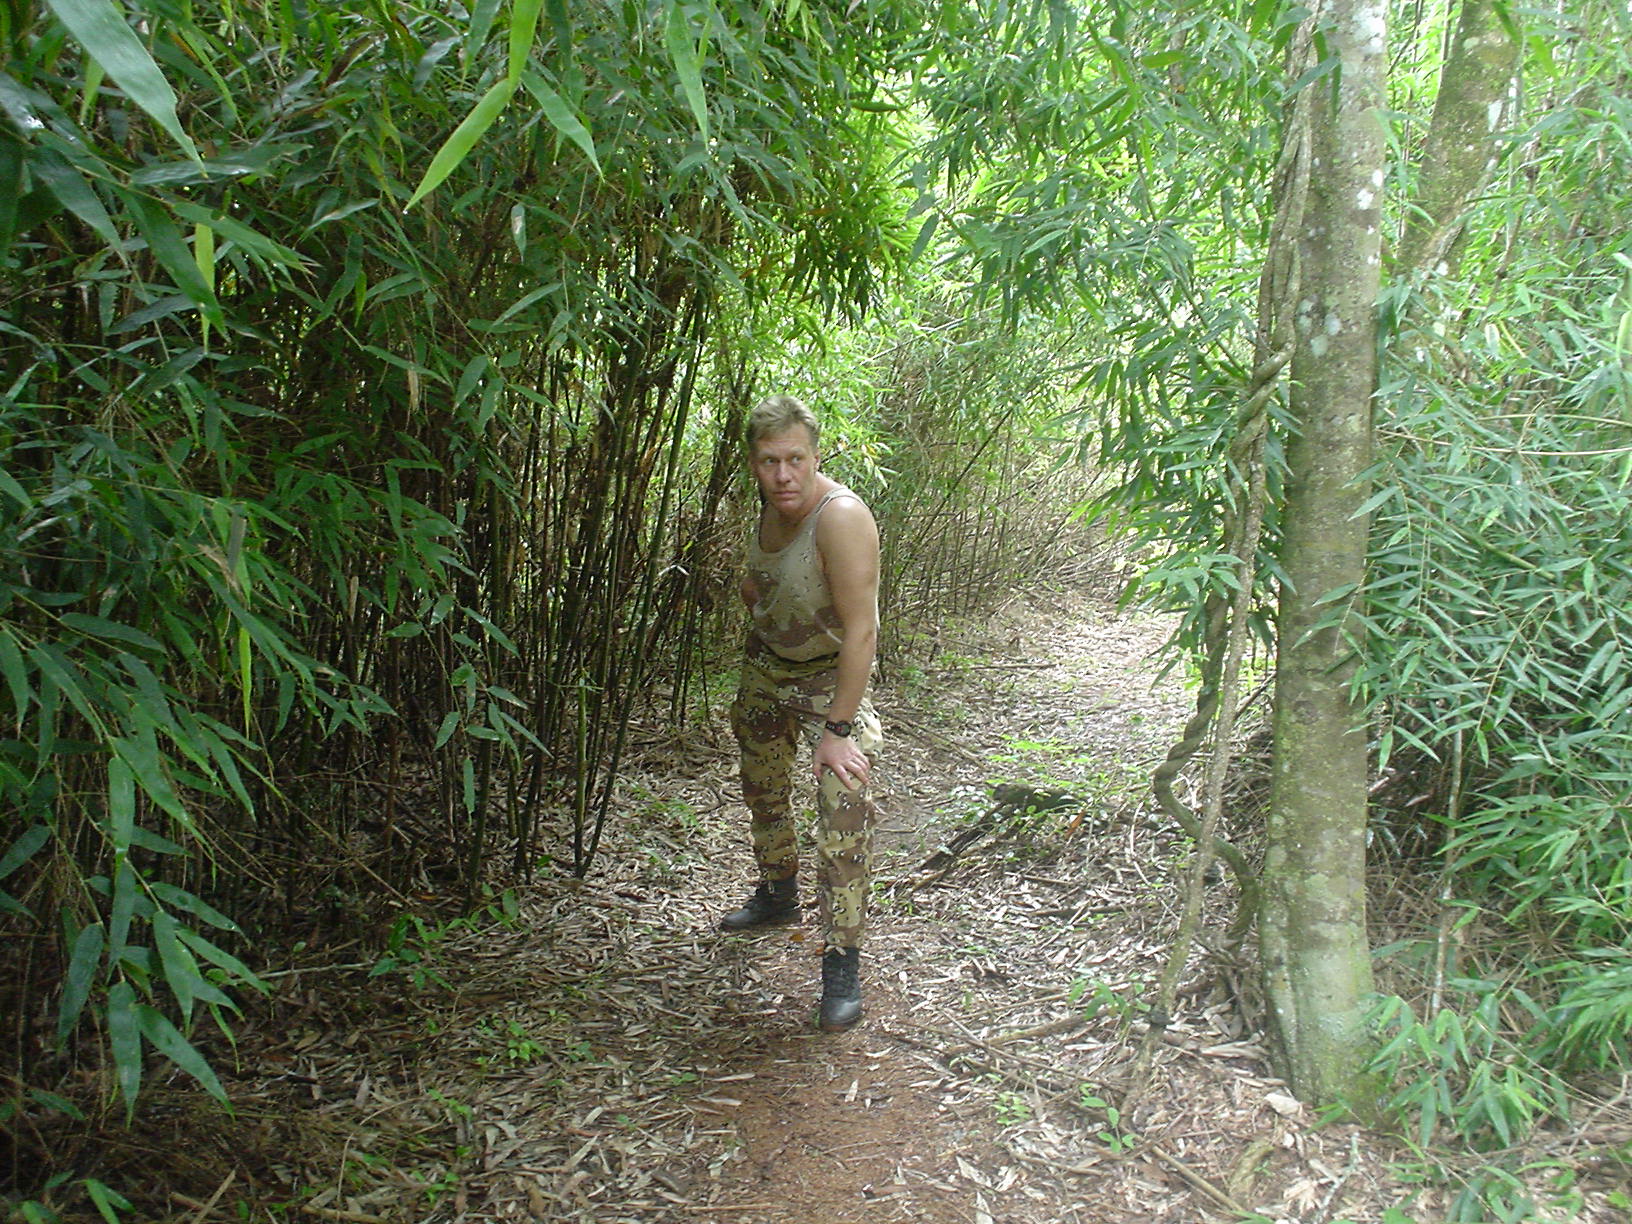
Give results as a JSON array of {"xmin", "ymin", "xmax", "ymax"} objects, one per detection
[
  {"xmin": 818, "ymin": 946, "xmax": 862, "ymax": 1031},
  {"xmin": 719, "ymin": 877, "xmax": 800, "ymax": 930}
]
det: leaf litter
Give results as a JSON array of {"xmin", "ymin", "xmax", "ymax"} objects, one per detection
[{"xmin": 43, "ymin": 587, "xmax": 1631, "ymax": 1224}]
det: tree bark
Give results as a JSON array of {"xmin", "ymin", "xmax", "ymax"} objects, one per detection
[
  {"xmin": 1396, "ymin": 0, "xmax": 1521, "ymax": 276},
  {"xmin": 1259, "ymin": 0, "xmax": 1387, "ymax": 1109}
]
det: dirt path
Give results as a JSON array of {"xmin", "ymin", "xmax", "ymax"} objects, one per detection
[
  {"xmin": 355, "ymin": 586, "xmax": 1371, "ymax": 1224},
  {"xmin": 406, "ymin": 585, "xmax": 1234, "ymax": 1224}
]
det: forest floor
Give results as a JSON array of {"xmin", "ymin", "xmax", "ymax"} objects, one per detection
[{"xmin": 42, "ymin": 587, "xmax": 1631, "ymax": 1224}]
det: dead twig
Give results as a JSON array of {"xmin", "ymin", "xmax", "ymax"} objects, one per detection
[
  {"xmin": 1147, "ymin": 1143, "xmax": 1255, "ymax": 1218},
  {"xmin": 185, "ymin": 1171, "xmax": 236, "ymax": 1224}
]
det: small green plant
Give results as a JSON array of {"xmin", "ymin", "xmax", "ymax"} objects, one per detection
[
  {"xmin": 1444, "ymin": 1165, "xmax": 1533, "ymax": 1224},
  {"xmin": 505, "ymin": 1020, "xmax": 546, "ymax": 1065},
  {"xmin": 370, "ymin": 914, "xmax": 455, "ymax": 990},
  {"xmin": 426, "ymin": 1086, "xmax": 472, "ymax": 1123},
  {"xmin": 369, "ymin": 890, "xmax": 520, "ymax": 991},
  {"xmin": 1076, "ymin": 1088, "xmax": 1138, "ymax": 1153},
  {"xmin": 563, "ymin": 1038, "xmax": 593, "ymax": 1063},
  {"xmin": 474, "ymin": 1016, "xmax": 547, "ymax": 1068},
  {"xmin": 993, "ymin": 1090, "xmax": 1032, "ymax": 1125},
  {"xmin": 1069, "ymin": 976, "xmax": 1127, "ymax": 1020},
  {"xmin": 8, "ymin": 1175, "xmax": 134, "ymax": 1224},
  {"xmin": 421, "ymin": 1163, "xmax": 461, "ymax": 1208},
  {"xmin": 338, "ymin": 1150, "xmax": 391, "ymax": 1196},
  {"xmin": 989, "ymin": 735, "xmax": 1093, "ymax": 788},
  {"xmin": 1535, "ymin": 947, "xmax": 1632, "ymax": 1069},
  {"xmin": 1068, "ymin": 975, "xmax": 1149, "ymax": 1022}
]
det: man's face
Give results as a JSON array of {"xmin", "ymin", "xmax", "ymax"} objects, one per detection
[{"xmin": 750, "ymin": 425, "xmax": 819, "ymax": 517}]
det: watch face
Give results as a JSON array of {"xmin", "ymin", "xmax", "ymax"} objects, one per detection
[{"xmin": 827, "ymin": 719, "xmax": 852, "ymax": 737}]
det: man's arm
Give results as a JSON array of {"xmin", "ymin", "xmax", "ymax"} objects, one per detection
[{"xmin": 812, "ymin": 496, "xmax": 880, "ymax": 789}]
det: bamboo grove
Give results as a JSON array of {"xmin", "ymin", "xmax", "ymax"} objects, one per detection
[
  {"xmin": 4, "ymin": 0, "xmax": 1632, "ymax": 1209},
  {"xmin": 1, "ymin": 0, "xmax": 1095, "ymax": 1137}
]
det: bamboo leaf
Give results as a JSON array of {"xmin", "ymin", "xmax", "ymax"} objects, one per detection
[
  {"xmin": 108, "ymin": 858, "xmax": 138, "ymax": 961},
  {"xmin": 176, "ymin": 926, "xmax": 266, "ymax": 993},
  {"xmin": 111, "ymin": 730, "xmax": 191, "ymax": 829},
  {"xmin": 909, "ymin": 212, "xmax": 939, "ymax": 264},
  {"xmin": 30, "ymin": 643, "xmax": 101, "ymax": 731},
  {"xmin": 127, "ymin": 196, "xmax": 224, "ymax": 328},
  {"xmin": 0, "ymin": 128, "xmax": 24, "ymax": 257},
  {"xmin": 464, "ymin": 0, "xmax": 505, "ymax": 68},
  {"xmin": 42, "ymin": 0, "xmax": 202, "ymax": 164},
  {"xmin": 131, "ymin": 147, "xmax": 295, "ymax": 188},
  {"xmin": 0, "ymin": 628, "xmax": 29, "ymax": 719},
  {"xmin": 150, "ymin": 882, "xmax": 240, "ymax": 932},
  {"xmin": 169, "ymin": 200, "xmax": 309, "ymax": 271},
  {"xmin": 454, "ymin": 354, "xmax": 490, "ymax": 407},
  {"xmin": 58, "ymin": 613, "xmax": 162, "ymax": 652},
  {"xmin": 58, "ymin": 922, "xmax": 105, "ymax": 1043},
  {"xmin": 405, "ymin": 77, "xmax": 518, "ymax": 211},
  {"xmin": 135, "ymin": 1003, "xmax": 227, "ymax": 1103},
  {"xmin": 152, "ymin": 909, "xmax": 197, "ymax": 1021},
  {"xmin": 26, "ymin": 1088, "xmax": 84, "ymax": 1119},
  {"xmin": 237, "ymin": 625, "xmax": 251, "ymax": 733},
  {"xmin": 519, "ymin": 71, "xmax": 601, "ymax": 174},
  {"xmin": 0, "ymin": 466, "xmax": 28, "ymax": 509},
  {"xmin": 434, "ymin": 708, "xmax": 460, "ymax": 750},
  {"xmin": 488, "ymin": 282, "xmax": 556, "ymax": 327},
  {"xmin": 126, "ymin": 828, "xmax": 180, "ymax": 861},
  {"xmin": 0, "ymin": 823, "xmax": 50, "ymax": 916},
  {"xmin": 194, "ymin": 218, "xmax": 215, "ymax": 349},
  {"xmin": 508, "ymin": 0, "xmax": 547, "ymax": 81},
  {"xmin": 193, "ymin": 220, "xmax": 214, "ymax": 295},
  {"xmin": 0, "ymin": 823, "xmax": 50, "ymax": 881},
  {"xmin": 84, "ymin": 1178, "xmax": 132, "ymax": 1224},
  {"xmin": 26, "ymin": 147, "xmax": 121, "ymax": 248},
  {"xmin": 106, "ymin": 980, "xmax": 141, "ymax": 1112},
  {"xmin": 664, "ymin": 3, "xmax": 711, "ymax": 144}
]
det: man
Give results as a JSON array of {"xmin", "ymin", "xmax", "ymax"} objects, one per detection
[{"xmin": 722, "ymin": 394, "xmax": 883, "ymax": 1032}]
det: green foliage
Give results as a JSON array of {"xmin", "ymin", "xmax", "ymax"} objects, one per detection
[
  {"xmin": 992, "ymin": 1088, "xmax": 1031, "ymax": 1125},
  {"xmin": 369, "ymin": 890, "xmax": 520, "ymax": 991},
  {"xmin": 1068, "ymin": 975, "xmax": 1148, "ymax": 1023},
  {"xmin": 1367, "ymin": 986, "xmax": 1569, "ymax": 1149},
  {"xmin": 1013, "ymin": 0, "xmax": 1632, "ymax": 1148},
  {"xmin": 909, "ymin": 2, "xmax": 1297, "ymax": 672},
  {"xmin": 1535, "ymin": 949, "xmax": 1632, "ymax": 1070},
  {"xmin": 1075, "ymin": 1088, "xmax": 1137, "ymax": 1154},
  {"xmin": 1353, "ymin": 3, "xmax": 1632, "ymax": 1117}
]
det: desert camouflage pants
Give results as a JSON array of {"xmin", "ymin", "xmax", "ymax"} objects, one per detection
[{"xmin": 729, "ymin": 639, "xmax": 883, "ymax": 948}]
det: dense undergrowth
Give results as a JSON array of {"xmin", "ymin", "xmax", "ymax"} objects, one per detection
[{"xmin": 3, "ymin": 0, "xmax": 1631, "ymax": 1220}]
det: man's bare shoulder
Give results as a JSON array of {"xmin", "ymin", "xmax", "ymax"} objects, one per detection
[{"xmin": 816, "ymin": 492, "xmax": 879, "ymax": 541}]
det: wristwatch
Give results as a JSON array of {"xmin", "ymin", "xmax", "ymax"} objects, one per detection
[{"xmin": 823, "ymin": 718, "xmax": 853, "ymax": 738}]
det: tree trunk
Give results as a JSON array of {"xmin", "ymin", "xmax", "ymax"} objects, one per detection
[
  {"xmin": 1259, "ymin": 0, "xmax": 1387, "ymax": 1109},
  {"xmin": 1396, "ymin": 0, "xmax": 1521, "ymax": 276}
]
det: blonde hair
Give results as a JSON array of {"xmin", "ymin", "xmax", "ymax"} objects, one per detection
[{"xmin": 746, "ymin": 394, "xmax": 820, "ymax": 451}]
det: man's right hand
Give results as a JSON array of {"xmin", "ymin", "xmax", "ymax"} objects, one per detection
[{"xmin": 813, "ymin": 731, "xmax": 869, "ymax": 790}]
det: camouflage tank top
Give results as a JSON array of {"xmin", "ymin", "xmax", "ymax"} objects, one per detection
[{"xmin": 747, "ymin": 486, "xmax": 858, "ymax": 662}]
